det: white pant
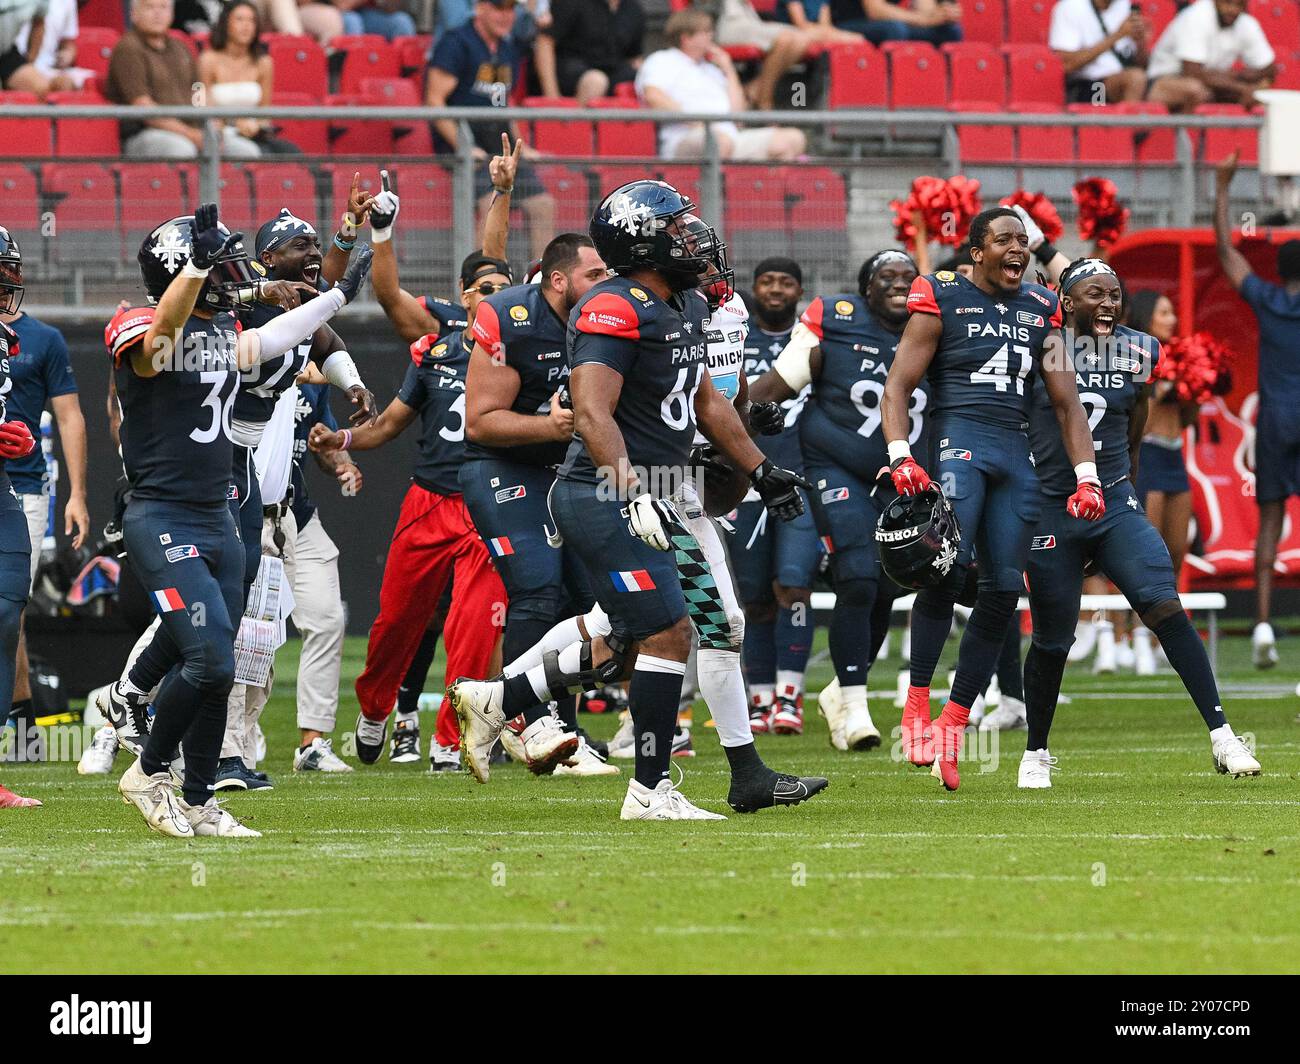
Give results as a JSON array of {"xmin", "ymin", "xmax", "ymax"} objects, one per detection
[
  {"xmin": 19, "ymin": 492, "xmax": 46, "ymax": 588},
  {"xmin": 291, "ymin": 512, "xmax": 345, "ymax": 734},
  {"xmin": 681, "ymin": 488, "xmax": 745, "ymax": 649}
]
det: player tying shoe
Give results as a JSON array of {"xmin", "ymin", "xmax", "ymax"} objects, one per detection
[
  {"xmin": 450, "ymin": 180, "xmax": 821, "ymax": 819},
  {"xmin": 751, "ymin": 249, "xmax": 929, "ymax": 752},
  {"xmin": 881, "ymin": 207, "xmax": 1101, "ymax": 791},
  {"xmin": 1019, "ymin": 258, "xmax": 1260, "ymax": 786},
  {"xmin": 110, "ymin": 203, "xmax": 370, "ymax": 837}
]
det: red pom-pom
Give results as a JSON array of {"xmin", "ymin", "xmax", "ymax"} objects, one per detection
[
  {"xmin": 1151, "ymin": 332, "xmax": 1235, "ymax": 403},
  {"xmin": 1072, "ymin": 177, "xmax": 1129, "ymax": 249},
  {"xmin": 890, "ymin": 175, "xmax": 983, "ymax": 250},
  {"xmin": 999, "ymin": 189, "xmax": 1064, "ymax": 244}
]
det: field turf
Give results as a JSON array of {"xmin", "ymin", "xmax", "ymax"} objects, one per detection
[{"xmin": 1, "ymin": 629, "xmax": 1297, "ymax": 974}]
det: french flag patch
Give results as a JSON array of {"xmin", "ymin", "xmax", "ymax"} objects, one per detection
[
  {"xmin": 609, "ymin": 569, "xmax": 656, "ymax": 592},
  {"xmin": 152, "ymin": 588, "xmax": 185, "ymax": 613},
  {"xmin": 486, "ymin": 537, "xmax": 514, "ymax": 557},
  {"xmin": 820, "ymin": 536, "xmax": 835, "ymax": 554}
]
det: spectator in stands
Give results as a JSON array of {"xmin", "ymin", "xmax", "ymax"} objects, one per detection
[
  {"xmin": 340, "ymin": 0, "xmax": 417, "ymax": 39},
  {"xmin": 534, "ymin": 0, "xmax": 645, "ymax": 105},
  {"xmin": 637, "ymin": 10, "xmax": 806, "ymax": 159},
  {"xmin": 830, "ymin": 0, "xmax": 962, "ymax": 46},
  {"xmin": 780, "ymin": 0, "xmax": 866, "ymax": 45},
  {"xmin": 200, "ymin": 1, "xmax": 301, "ymax": 153},
  {"xmin": 11, "ymin": 0, "xmax": 85, "ymax": 95},
  {"xmin": 712, "ymin": 0, "xmax": 818, "ymax": 111},
  {"xmin": 427, "ymin": 0, "xmax": 556, "ymax": 257},
  {"xmin": 252, "ymin": 0, "xmax": 344, "ymax": 45},
  {"xmin": 1, "ymin": 0, "xmax": 52, "ymax": 96},
  {"xmin": 1050, "ymin": 0, "xmax": 1149, "ymax": 104},
  {"xmin": 108, "ymin": 0, "xmax": 261, "ymax": 158},
  {"xmin": 1147, "ymin": 0, "xmax": 1275, "ymax": 111}
]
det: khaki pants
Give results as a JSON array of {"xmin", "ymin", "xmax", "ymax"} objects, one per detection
[{"xmin": 291, "ymin": 512, "xmax": 345, "ymax": 734}]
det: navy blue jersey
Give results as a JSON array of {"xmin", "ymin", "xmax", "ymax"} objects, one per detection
[
  {"xmin": 907, "ymin": 270, "xmax": 1063, "ymax": 430},
  {"xmin": 427, "ymin": 22, "xmax": 517, "ymax": 153},
  {"xmin": 108, "ymin": 306, "xmax": 240, "ymax": 506},
  {"xmin": 1240, "ymin": 273, "xmax": 1300, "ymax": 413},
  {"xmin": 797, "ymin": 293, "xmax": 928, "ymax": 474},
  {"xmin": 232, "ymin": 301, "xmax": 313, "ymax": 444},
  {"xmin": 399, "ymin": 330, "xmax": 469, "ymax": 495},
  {"xmin": 290, "ymin": 381, "xmax": 337, "ymax": 529},
  {"xmin": 4, "ymin": 313, "xmax": 77, "ymax": 494},
  {"xmin": 557, "ymin": 277, "xmax": 710, "ymax": 495},
  {"xmin": 0, "ymin": 321, "xmax": 18, "ymax": 496},
  {"xmin": 466, "ymin": 282, "xmax": 570, "ymax": 467},
  {"xmin": 418, "ymin": 295, "xmax": 469, "ymax": 337},
  {"xmin": 743, "ymin": 320, "xmax": 805, "ymax": 472},
  {"xmin": 1029, "ymin": 325, "xmax": 1159, "ymax": 496}
]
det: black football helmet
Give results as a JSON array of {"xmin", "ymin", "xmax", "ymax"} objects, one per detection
[
  {"xmin": 875, "ymin": 485, "xmax": 962, "ymax": 591},
  {"xmin": 590, "ymin": 180, "xmax": 732, "ymax": 295},
  {"xmin": 0, "ymin": 226, "xmax": 22, "ymax": 315},
  {"xmin": 137, "ymin": 215, "xmax": 260, "ymax": 312}
]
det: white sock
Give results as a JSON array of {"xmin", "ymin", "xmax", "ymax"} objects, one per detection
[
  {"xmin": 120, "ymin": 676, "xmax": 149, "ymax": 698},
  {"xmin": 750, "ymin": 683, "xmax": 774, "ymax": 711},
  {"xmin": 697, "ymin": 647, "xmax": 751, "ymax": 748},
  {"xmin": 504, "ymin": 616, "xmax": 585, "ymax": 677},
  {"xmin": 841, "ymin": 684, "xmax": 867, "ymax": 712},
  {"xmin": 523, "ymin": 641, "xmax": 584, "ymax": 704},
  {"xmin": 395, "ymin": 709, "xmax": 418, "ymax": 725},
  {"xmin": 776, "ymin": 669, "xmax": 803, "ymax": 700},
  {"xmin": 1210, "ymin": 724, "xmax": 1235, "ymax": 744}
]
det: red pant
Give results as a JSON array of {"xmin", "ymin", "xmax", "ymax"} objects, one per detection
[{"xmin": 355, "ymin": 484, "xmax": 506, "ymax": 747}]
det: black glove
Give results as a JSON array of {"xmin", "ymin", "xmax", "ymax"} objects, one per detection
[
  {"xmin": 751, "ymin": 459, "xmax": 810, "ymax": 522},
  {"xmin": 334, "ymin": 244, "xmax": 373, "ymax": 304},
  {"xmin": 748, "ymin": 401, "xmax": 784, "ymax": 436},
  {"xmin": 189, "ymin": 202, "xmax": 241, "ymax": 271}
]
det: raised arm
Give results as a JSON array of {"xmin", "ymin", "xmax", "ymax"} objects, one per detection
[
  {"xmin": 1214, "ymin": 150, "xmax": 1252, "ymax": 292},
  {"xmin": 481, "ymin": 133, "xmax": 520, "ymax": 262},
  {"xmin": 322, "ymin": 171, "xmax": 374, "ymax": 285}
]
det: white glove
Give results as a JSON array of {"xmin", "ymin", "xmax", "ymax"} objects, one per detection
[
  {"xmin": 1010, "ymin": 204, "xmax": 1044, "ymax": 252},
  {"xmin": 627, "ymin": 493, "xmax": 682, "ymax": 551},
  {"xmin": 369, "ymin": 188, "xmax": 400, "ymax": 244}
]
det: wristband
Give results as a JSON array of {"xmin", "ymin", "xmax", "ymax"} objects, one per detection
[
  {"xmin": 492, "ymin": 185, "xmax": 513, "ymax": 195},
  {"xmin": 370, "ymin": 226, "xmax": 393, "ymax": 245},
  {"xmin": 340, "ymin": 429, "xmax": 353, "ymax": 451},
  {"xmin": 334, "ymin": 233, "xmax": 356, "ymax": 252},
  {"xmin": 339, "ymin": 211, "xmax": 358, "ymax": 240},
  {"xmin": 1034, "ymin": 241, "xmax": 1058, "ymax": 266},
  {"xmin": 887, "ymin": 440, "xmax": 911, "ymax": 464},
  {"xmin": 181, "ymin": 261, "xmax": 210, "ymax": 280},
  {"xmin": 1074, "ymin": 461, "xmax": 1099, "ymax": 483}
]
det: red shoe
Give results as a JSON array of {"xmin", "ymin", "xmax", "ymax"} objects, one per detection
[
  {"xmin": 0, "ymin": 784, "xmax": 41, "ymax": 808},
  {"xmin": 770, "ymin": 693, "xmax": 803, "ymax": 735},
  {"xmin": 901, "ymin": 687, "xmax": 933, "ymax": 766},
  {"xmin": 749, "ymin": 698, "xmax": 773, "ymax": 734},
  {"xmin": 929, "ymin": 702, "xmax": 970, "ymax": 792}
]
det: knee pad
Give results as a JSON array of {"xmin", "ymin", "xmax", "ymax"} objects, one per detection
[
  {"xmin": 541, "ymin": 627, "xmax": 632, "ymax": 699},
  {"xmin": 726, "ymin": 609, "xmax": 745, "ymax": 649},
  {"xmin": 833, "ymin": 577, "xmax": 878, "ymax": 610},
  {"xmin": 507, "ymin": 589, "xmax": 560, "ymax": 626},
  {"xmin": 967, "ymin": 590, "xmax": 1020, "ymax": 642},
  {"xmin": 745, "ymin": 600, "xmax": 777, "ymax": 625},
  {"xmin": 1030, "ymin": 630, "xmax": 1075, "ymax": 658},
  {"xmin": 1139, "ymin": 597, "xmax": 1184, "ymax": 629}
]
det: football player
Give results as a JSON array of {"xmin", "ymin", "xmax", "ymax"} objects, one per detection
[
  {"xmin": 1019, "ymin": 259, "xmax": 1261, "ymax": 786},
  {"xmin": 881, "ymin": 207, "xmax": 1101, "ymax": 792},
  {"xmin": 752, "ymin": 249, "xmax": 929, "ymax": 753},
  {"xmin": 461, "ymin": 232, "xmax": 610, "ymax": 776},
  {"xmin": 109, "ymin": 203, "xmax": 370, "ymax": 837},
  {"xmin": 729, "ymin": 257, "xmax": 823, "ymax": 735},
  {"xmin": 449, "ymin": 180, "xmax": 817, "ymax": 820}
]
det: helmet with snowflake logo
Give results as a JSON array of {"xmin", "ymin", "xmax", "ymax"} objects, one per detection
[
  {"xmin": 137, "ymin": 215, "xmax": 261, "ymax": 312},
  {"xmin": 0, "ymin": 226, "xmax": 22, "ymax": 315},
  {"xmin": 875, "ymin": 483, "xmax": 963, "ymax": 591}
]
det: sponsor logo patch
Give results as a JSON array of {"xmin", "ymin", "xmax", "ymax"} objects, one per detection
[
  {"xmin": 509, "ymin": 305, "xmax": 529, "ymax": 322},
  {"xmin": 1029, "ymin": 290, "xmax": 1051, "ymax": 307},
  {"xmin": 834, "ymin": 300, "xmax": 855, "ymax": 317},
  {"xmin": 819, "ymin": 535, "xmax": 834, "ymax": 554},
  {"xmin": 164, "ymin": 545, "xmax": 199, "ymax": 563},
  {"xmin": 227, "ymin": 484, "xmax": 239, "ymax": 501},
  {"xmin": 821, "ymin": 487, "xmax": 849, "ymax": 503},
  {"xmin": 536, "ymin": 350, "xmax": 563, "ymax": 361},
  {"xmin": 629, "ymin": 287, "xmax": 649, "ymax": 302},
  {"xmin": 1030, "ymin": 535, "xmax": 1056, "ymax": 550},
  {"xmin": 609, "ymin": 569, "xmax": 656, "ymax": 591},
  {"xmin": 955, "ymin": 306, "xmax": 982, "ymax": 315},
  {"xmin": 940, "ymin": 448, "xmax": 972, "ymax": 461},
  {"xmin": 1016, "ymin": 311, "xmax": 1045, "ymax": 327},
  {"xmin": 494, "ymin": 485, "xmax": 527, "ymax": 504},
  {"xmin": 158, "ymin": 533, "xmax": 172, "ymax": 545},
  {"xmin": 935, "ymin": 271, "xmax": 956, "ymax": 281}
]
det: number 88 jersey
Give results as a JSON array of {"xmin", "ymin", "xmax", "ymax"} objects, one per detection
[{"xmin": 907, "ymin": 271, "xmax": 1062, "ymax": 431}]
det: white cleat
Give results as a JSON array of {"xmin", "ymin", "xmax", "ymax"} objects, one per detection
[
  {"xmin": 1252, "ymin": 622, "xmax": 1279, "ymax": 670},
  {"xmin": 968, "ymin": 692, "xmax": 986, "ymax": 727},
  {"xmin": 843, "ymin": 696, "xmax": 880, "ymax": 750},
  {"xmin": 1211, "ymin": 727, "xmax": 1261, "ymax": 777},
  {"xmin": 180, "ymin": 797, "xmax": 261, "ymax": 837},
  {"xmin": 1092, "ymin": 620, "xmax": 1117, "ymax": 674},
  {"xmin": 1068, "ymin": 619, "xmax": 1098, "ymax": 663},
  {"xmin": 448, "ymin": 678, "xmax": 507, "ymax": 783},
  {"xmin": 1018, "ymin": 748, "xmax": 1057, "ymax": 789},
  {"xmin": 97, "ymin": 681, "xmax": 152, "ymax": 757},
  {"xmin": 293, "ymin": 736, "xmax": 353, "ymax": 772},
  {"xmin": 979, "ymin": 695, "xmax": 1027, "ymax": 732},
  {"xmin": 78, "ymin": 725, "xmax": 119, "ymax": 775},
  {"xmin": 1115, "ymin": 636, "xmax": 1136, "ymax": 670},
  {"xmin": 816, "ymin": 678, "xmax": 848, "ymax": 751},
  {"xmin": 983, "ymin": 674, "xmax": 1001, "ymax": 709},
  {"xmin": 1133, "ymin": 626, "xmax": 1157, "ymax": 676},
  {"xmin": 428, "ymin": 742, "xmax": 463, "ymax": 773},
  {"xmin": 554, "ymin": 736, "xmax": 620, "ymax": 776},
  {"xmin": 894, "ymin": 669, "xmax": 910, "ymax": 709},
  {"xmin": 252, "ymin": 723, "xmax": 267, "ymax": 766},
  {"xmin": 619, "ymin": 777, "xmax": 726, "ymax": 821},
  {"xmin": 499, "ymin": 719, "xmax": 528, "ymax": 765},
  {"xmin": 118, "ymin": 757, "xmax": 193, "ymax": 838},
  {"xmin": 607, "ymin": 712, "xmax": 635, "ymax": 759},
  {"xmin": 520, "ymin": 714, "xmax": 579, "ymax": 772}
]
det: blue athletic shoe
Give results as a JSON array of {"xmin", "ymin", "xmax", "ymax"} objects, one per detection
[{"xmin": 214, "ymin": 756, "xmax": 274, "ymax": 791}]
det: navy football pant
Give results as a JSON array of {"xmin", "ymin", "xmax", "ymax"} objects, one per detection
[{"xmin": 0, "ymin": 494, "xmax": 31, "ymax": 721}]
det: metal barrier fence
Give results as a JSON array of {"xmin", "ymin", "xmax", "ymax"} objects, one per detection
[{"xmin": 3, "ymin": 103, "xmax": 1269, "ymax": 313}]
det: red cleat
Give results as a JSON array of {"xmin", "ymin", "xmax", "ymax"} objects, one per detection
[
  {"xmin": 929, "ymin": 701, "xmax": 971, "ymax": 792},
  {"xmin": 0, "ymin": 784, "xmax": 41, "ymax": 808},
  {"xmin": 901, "ymin": 686, "xmax": 933, "ymax": 766},
  {"xmin": 749, "ymin": 698, "xmax": 774, "ymax": 734}
]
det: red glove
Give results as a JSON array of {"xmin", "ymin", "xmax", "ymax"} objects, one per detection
[
  {"xmin": 1067, "ymin": 478, "xmax": 1105, "ymax": 520},
  {"xmin": 0, "ymin": 421, "xmax": 34, "ymax": 459},
  {"xmin": 890, "ymin": 456, "xmax": 932, "ymax": 496}
]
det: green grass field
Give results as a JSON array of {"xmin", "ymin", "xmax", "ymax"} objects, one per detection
[{"xmin": 1, "ymin": 629, "xmax": 1297, "ymax": 974}]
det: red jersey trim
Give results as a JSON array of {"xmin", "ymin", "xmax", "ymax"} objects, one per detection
[
  {"xmin": 799, "ymin": 297, "xmax": 825, "ymax": 340},
  {"xmin": 906, "ymin": 276, "xmax": 940, "ymax": 316},
  {"xmin": 105, "ymin": 306, "xmax": 156, "ymax": 366},
  {"xmin": 470, "ymin": 299, "xmax": 502, "ymax": 351},
  {"xmin": 575, "ymin": 292, "xmax": 641, "ymax": 340}
]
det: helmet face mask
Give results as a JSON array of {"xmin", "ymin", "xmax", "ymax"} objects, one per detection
[
  {"xmin": 875, "ymin": 485, "xmax": 962, "ymax": 591},
  {"xmin": 0, "ymin": 226, "xmax": 22, "ymax": 315},
  {"xmin": 138, "ymin": 216, "xmax": 260, "ymax": 313}
]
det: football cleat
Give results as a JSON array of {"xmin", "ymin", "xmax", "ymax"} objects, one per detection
[
  {"xmin": 671, "ymin": 725, "xmax": 695, "ymax": 758},
  {"xmin": 449, "ymin": 678, "xmax": 507, "ymax": 783},
  {"xmin": 968, "ymin": 692, "xmax": 986, "ymax": 728},
  {"xmin": 553, "ymin": 736, "xmax": 620, "ymax": 776},
  {"xmin": 770, "ymin": 695, "xmax": 803, "ymax": 735},
  {"xmin": 98, "ymin": 681, "xmax": 152, "ymax": 757},
  {"xmin": 728, "ymin": 771, "xmax": 828, "ymax": 813},
  {"xmin": 844, "ymin": 696, "xmax": 880, "ymax": 750},
  {"xmin": 353, "ymin": 713, "xmax": 388, "ymax": 765},
  {"xmin": 619, "ymin": 776, "xmax": 727, "ymax": 821},
  {"xmin": 252, "ymin": 723, "xmax": 267, "ymax": 766},
  {"xmin": 1115, "ymin": 636, "xmax": 1136, "ymax": 670},
  {"xmin": 0, "ymin": 783, "xmax": 41, "ymax": 808},
  {"xmin": 1017, "ymin": 748, "xmax": 1057, "ymax": 789},
  {"xmin": 979, "ymin": 695, "xmax": 1027, "ymax": 732},
  {"xmin": 78, "ymin": 725, "xmax": 119, "ymax": 775},
  {"xmin": 118, "ymin": 758, "xmax": 192, "ymax": 838},
  {"xmin": 1211, "ymin": 728, "xmax": 1261, "ymax": 778},
  {"xmin": 389, "ymin": 716, "xmax": 421, "ymax": 764},
  {"xmin": 577, "ymin": 727, "xmax": 609, "ymax": 760},
  {"xmin": 180, "ymin": 797, "xmax": 261, "ymax": 837},
  {"xmin": 1133, "ymin": 626, "xmax": 1157, "ymax": 676},
  {"xmin": 929, "ymin": 704, "xmax": 968, "ymax": 791},
  {"xmin": 520, "ymin": 714, "xmax": 579, "ymax": 775},
  {"xmin": 901, "ymin": 687, "xmax": 933, "ymax": 766},
  {"xmin": 1252, "ymin": 622, "xmax": 1278, "ymax": 670},
  {"xmin": 1068, "ymin": 617, "xmax": 1098, "ymax": 663},
  {"xmin": 429, "ymin": 742, "xmax": 463, "ymax": 773},
  {"xmin": 607, "ymin": 712, "xmax": 635, "ymax": 759},
  {"xmin": 214, "ymin": 756, "xmax": 273, "ymax": 791},
  {"xmin": 816, "ymin": 678, "xmax": 848, "ymax": 751},
  {"xmin": 1092, "ymin": 620, "xmax": 1117, "ymax": 674},
  {"xmin": 293, "ymin": 737, "xmax": 353, "ymax": 773},
  {"xmin": 748, "ymin": 707, "xmax": 773, "ymax": 734}
]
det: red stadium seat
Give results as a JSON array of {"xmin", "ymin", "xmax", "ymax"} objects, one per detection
[
  {"xmin": 271, "ymin": 91, "xmax": 330, "ymax": 154},
  {"xmin": 658, "ymin": 166, "xmax": 700, "ymax": 206},
  {"xmin": 114, "ymin": 164, "xmax": 186, "ymax": 249},
  {"xmin": 0, "ymin": 166, "xmax": 41, "ymax": 239},
  {"xmin": 75, "ymin": 27, "xmax": 119, "ymax": 78},
  {"xmin": 0, "ymin": 93, "xmax": 50, "ymax": 157},
  {"xmin": 785, "ymin": 166, "xmax": 846, "ymax": 230},
  {"xmin": 949, "ymin": 100, "xmax": 1015, "ymax": 162},
  {"xmin": 1196, "ymin": 104, "xmax": 1259, "ymax": 164},
  {"xmin": 1115, "ymin": 100, "xmax": 1176, "ymax": 163},
  {"xmin": 215, "ymin": 166, "xmax": 256, "ymax": 232},
  {"xmin": 393, "ymin": 34, "xmax": 433, "ymax": 74},
  {"xmin": 723, "ymin": 167, "xmax": 786, "ymax": 236},
  {"xmin": 1014, "ymin": 101, "xmax": 1072, "ymax": 161},
  {"xmin": 269, "ymin": 37, "xmax": 328, "ymax": 101},
  {"xmin": 961, "ymin": 0, "xmax": 1006, "ymax": 46},
  {"xmin": 1006, "ymin": 44, "xmax": 1065, "ymax": 107},
  {"xmin": 592, "ymin": 166, "xmax": 647, "ymax": 203},
  {"xmin": 1068, "ymin": 103, "xmax": 1134, "ymax": 163},
  {"xmin": 589, "ymin": 98, "xmax": 655, "ymax": 156},
  {"xmin": 613, "ymin": 81, "xmax": 638, "ymax": 101},
  {"xmin": 327, "ymin": 94, "xmax": 392, "ymax": 155},
  {"xmin": 393, "ymin": 164, "xmax": 454, "ymax": 249},
  {"xmin": 339, "ymin": 40, "xmax": 401, "ymax": 96},
  {"xmin": 1273, "ymin": 51, "xmax": 1300, "ymax": 89},
  {"xmin": 251, "ymin": 163, "xmax": 318, "ymax": 224},
  {"xmin": 47, "ymin": 91, "xmax": 119, "ymax": 156},
  {"xmin": 1141, "ymin": 0, "xmax": 1178, "ymax": 41},
  {"xmin": 1248, "ymin": 0, "xmax": 1300, "ymax": 54},
  {"xmin": 886, "ymin": 42, "xmax": 947, "ymax": 108},
  {"xmin": 827, "ymin": 43, "xmax": 887, "ymax": 109},
  {"xmin": 944, "ymin": 42, "xmax": 1007, "ymax": 108},
  {"xmin": 41, "ymin": 163, "xmax": 117, "ymax": 261},
  {"xmin": 1007, "ymin": 0, "xmax": 1054, "ymax": 44},
  {"xmin": 78, "ymin": 0, "xmax": 125, "ymax": 30},
  {"xmin": 536, "ymin": 165, "xmax": 590, "ymax": 230},
  {"xmin": 522, "ymin": 96, "xmax": 592, "ymax": 156},
  {"xmin": 359, "ymin": 78, "xmax": 432, "ymax": 155}
]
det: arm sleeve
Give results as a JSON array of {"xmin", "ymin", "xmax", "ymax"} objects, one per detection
[
  {"xmin": 397, "ymin": 362, "xmax": 426, "ymax": 409},
  {"xmin": 43, "ymin": 328, "xmax": 78, "ymax": 397},
  {"xmin": 906, "ymin": 276, "xmax": 941, "ymax": 316},
  {"xmin": 773, "ymin": 322, "xmax": 819, "ymax": 392}
]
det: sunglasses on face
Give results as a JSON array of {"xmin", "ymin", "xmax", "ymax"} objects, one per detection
[{"xmin": 469, "ymin": 281, "xmax": 510, "ymax": 296}]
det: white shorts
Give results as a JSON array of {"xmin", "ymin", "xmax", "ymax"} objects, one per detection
[
  {"xmin": 668, "ymin": 124, "xmax": 778, "ymax": 161},
  {"xmin": 19, "ymin": 492, "xmax": 46, "ymax": 588}
]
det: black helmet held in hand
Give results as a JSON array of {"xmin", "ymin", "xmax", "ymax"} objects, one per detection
[{"xmin": 875, "ymin": 484, "xmax": 962, "ymax": 591}]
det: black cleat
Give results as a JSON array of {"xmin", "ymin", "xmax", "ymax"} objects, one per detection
[
  {"xmin": 728, "ymin": 771, "xmax": 829, "ymax": 814},
  {"xmin": 354, "ymin": 713, "xmax": 388, "ymax": 765},
  {"xmin": 578, "ymin": 727, "xmax": 609, "ymax": 760}
]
